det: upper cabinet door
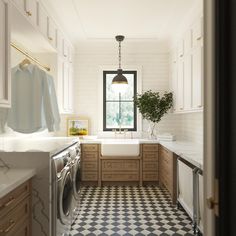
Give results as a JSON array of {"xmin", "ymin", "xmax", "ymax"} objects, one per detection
[
  {"xmin": 184, "ymin": 30, "xmax": 192, "ymax": 54},
  {"xmin": 63, "ymin": 39, "xmax": 69, "ymax": 58},
  {"xmin": 192, "ymin": 46, "xmax": 203, "ymax": 109},
  {"xmin": 177, "ymin": 40, "xmax": 184, "ymax": 58},
  {"xmin": 192, "ymin": 17, "xmax": 203, "ymax": 48},
  {"xmin": 47, "ymin": 17, "xmax": 57, "ymax": 49},
  {"xmin": 0, "ymin": 0, "xmax": 11, "ymax": 108},
  {"xmin": 24, "ymin": 0, "xmax": 37, "ymax": 26},
  {"xmin": 177, "ymin": 59, "xmax": 184, "ymax": 111},
  {"xmin": 13, "ymin": 0, "xmax": 37, "ymax": 26},
  {"xmin": 183, "ymin": 54, "xmax": 192, "ymax": 111},
  {"xmin": 37, "ymin": 2, "xmax": 47, "ymax": 38}
]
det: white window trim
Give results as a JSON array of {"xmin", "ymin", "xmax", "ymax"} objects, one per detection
[{"xmin": 97, "ymin": 65, "xmax": 142, "ymax": 138}]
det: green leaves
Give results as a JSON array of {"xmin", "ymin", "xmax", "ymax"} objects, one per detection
[{"xmin": 134, "ymin": 90, "xmax": 173, "ymax": 123}]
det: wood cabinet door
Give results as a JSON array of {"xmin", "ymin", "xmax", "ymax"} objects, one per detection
[
  {"xmin": 192, "ymin": 46, "xmax": 203, "ymax": 109},
  {"xmin": 0, "ymin": 0, "xmax": 11, "ymax": 108}
]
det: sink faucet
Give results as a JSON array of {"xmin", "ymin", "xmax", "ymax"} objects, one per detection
[{"xmin": 113, "ymin": 123, "xmax": 128, "ymax": 137}]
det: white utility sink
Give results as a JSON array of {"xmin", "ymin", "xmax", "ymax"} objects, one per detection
[{"xmin": 101, "ymin": 139, "xmax": 140, "ymax": 156}]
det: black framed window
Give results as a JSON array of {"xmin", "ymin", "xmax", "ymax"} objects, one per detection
[{"xmin": 103, "ymin": 71, "xmax": 137, "ymax": 131}]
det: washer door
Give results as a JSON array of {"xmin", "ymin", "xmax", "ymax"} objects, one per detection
[
  {"xmin": 58, "ymin": 168, "xmax": 73, "ymax": 225},
  {"xmin": 72, "ymin": 159, "xmax": 81, "ymax": 200}
]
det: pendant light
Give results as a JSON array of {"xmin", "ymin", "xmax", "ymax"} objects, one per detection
[{"xmin": 112, "ymin": 35, "xmax": 128, "ymax": 86}]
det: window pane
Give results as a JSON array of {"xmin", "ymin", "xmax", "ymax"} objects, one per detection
[
  {"xmin": 106, "ymin": 73, "xmax": 134, "ymax": 101},
  {"xmin": 120, "ymin": 102, "xmax": 134, "ymax": 128},
  {"xmin": 106, "ymin": 102, "xmax": 134, "ymax": 129},
  {"xmin": 106, "ymin": 102, "xmax": 120, "ymax": 128}
]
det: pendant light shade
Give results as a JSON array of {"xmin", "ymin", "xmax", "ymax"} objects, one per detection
[{"xmin": 112, "ymin": 35, "xmax": 128, "ymax": 85}]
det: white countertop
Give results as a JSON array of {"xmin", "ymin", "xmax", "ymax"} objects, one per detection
[
  {"xmin": 80, "ymin": 138, "xmax": 203, "ymax": 170},
  {"xmin": 159, "ymin": 141, "xmax": 203, "ymax": 170},
  {"xmin": 0, "ymin": 137, "xmax": 79, "ymax": 155},
  {"xmin": 0, "ymin": 168, "xmax": 36, "ymax": 198}
]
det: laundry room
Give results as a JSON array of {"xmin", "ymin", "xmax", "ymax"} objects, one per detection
[{"xmin": 0, "ymin": 0, "xmax": 219, "ymax": 235}]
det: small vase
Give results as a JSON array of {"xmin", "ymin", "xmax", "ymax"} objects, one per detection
[{"xmin": 148, "ymin": 122, "xmax": 157, "ymax": 139}]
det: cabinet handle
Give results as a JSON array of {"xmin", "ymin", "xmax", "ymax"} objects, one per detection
[
  {"xmin": 48, "ymin": 37, "xmax": 53, "ymax": 41},
  {"xmin": 0, "ymin": 196, "xmax": 15, "ymax": 209},
  {"xmin": 197, "ymin": 36, "xmax": 202, "ymax": 41},
  {"xmin": 180, "ymin": 108, "xmax": 183, "ymax": 110},
  {"xmin": 198, "ymin": 105, "xmax": 202, "ymax": 108},
  {"xmin": 26, "ymin": 11, "xmax": 32, "ymax": 16},
  {"xmin": 4, "ymin": 220, "xmax": 16, "ymax": 233}
]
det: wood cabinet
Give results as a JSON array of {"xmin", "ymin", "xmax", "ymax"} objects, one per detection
[
  {"xmin": 101, "ymin": 159, "xmax": 140, "ymax": 182},
  {"xmin": 81, "ymin": 144, "xmax": 99, "ymax": 182},
  {"xmin": 0, "ymin": 180, "xmax": 31, "ymax": 236},
  {"xmin": 159, "ymin": 145, "xmax": 177, "ymax": 203},
  {"xmin": 0, "ymin": 0, "xmax": 11, "ymax": 108},
  {"xmin": 142, "ymin": 144, "xmax": 158, "ymax": 182}
]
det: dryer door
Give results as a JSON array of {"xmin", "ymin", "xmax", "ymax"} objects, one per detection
[
  {"xmin": 72, "ymin": 158, "xmax": 81, "ymax": 200},
  {"xmin": 58, "ymin": 168, "xmax": 73, "ymax": 225}
]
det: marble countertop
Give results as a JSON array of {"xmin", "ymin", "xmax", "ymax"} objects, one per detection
[
  {"xmin": 0, "ymin": 137, "xmax": 79, "ymax": 156},
  {"xmin": 0, "ymin": 168, "xmax": 36, "ymax": 198},
  {"xmin": 159, "ymin": 141, "xmax": 203, "ymax": 170},
  {"xmin": 80, "ymin": 138, "xmax": 203, "ymax": 170}
]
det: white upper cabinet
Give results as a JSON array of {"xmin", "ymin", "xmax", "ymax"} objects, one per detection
[
  {"xmin": 177, "ymin": 40, "xmax": 184, "ymax": 58},
  {"xmin": 0, "ymin": 0, "xmax": 11, "ymax": 108},
  {"xmin": 172, "ymin": 16, "xmax": 203, "ymax": 113},
  {"xmin": 177, "ymin": 59, "xmax": 184, "ymax": 111},
  {"xmin": 192, "ymin": 17, "xmax": 203, "ymax": 48},
  {"xmin": 37, "ymin": 1, "xmax": 47, "ymax": 37},
  {"xmin": 13, "ymin": 0, "xmax": 37, "ymax": 26},
  {"xmin": 192, "ymin": 46, "xmax": 203, "ymax": 109},
  {"xmin": 47, "ymin": 16, "xmax": 57, "ymax": 48},
  {"xmin": 184, "ymin": 54, "xmax": 192, "ymax": 111}
]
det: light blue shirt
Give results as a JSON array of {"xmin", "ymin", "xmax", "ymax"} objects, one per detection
[{"xmin": 2, "ymin": 64, "xmax": 60, "ymax": 133}]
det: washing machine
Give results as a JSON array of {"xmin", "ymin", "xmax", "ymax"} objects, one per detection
[
  {"xmin": 69, "ymin": 143, "xmax": 81, "ymax": 223},
  {"xmin": 52, "ymin": 149, "xmax": 73, "ymax": 236}
]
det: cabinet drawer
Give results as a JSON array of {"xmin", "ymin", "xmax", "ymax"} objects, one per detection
[
  {"xmin": 143, "ymin": 152, "xmax": 158, "ymax": 161},
  {"xmin": 0, "ymin": 181, "xmax": 30, "ymax": 218},
  {"xmin": 82, "ymin": 172, "xmax": 98, "ymax": 181},
  {"xmin": 8, "ymin": 219, "xmax": 30, "ymax": 236},
  {"xmin": 102, "ymin": 160, "xmax": 139, "ymax": 172},
  {"xmin": 102, "ymin": 172, "xmax": 139, "ymax": 181},
  {"xmin": 82, "ymin": 161, "xmax": 98, "ymax": 171},
  {"xmin": 0, "ymin": 197, "xmax": 30, "ymax": 235},
  {"xmin": 143, "ymin": 172, "xmax": 158, "ymax": 181},
  {"xmin": 82, "ymin": 144, "xmax": 98, "ymax": 152},
  {"xmin": 143, "ymin": 162, "xmax": 158, "ymax": 171},
  {"xmin": 82, "ymin": 152, "xmax": 98, "ymax": 161},
  {"xmin": 143, "ymin": 144, "xmax": 158, "ymax": 152}
]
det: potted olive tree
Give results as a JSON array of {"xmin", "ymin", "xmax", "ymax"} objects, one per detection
[{"xmin": 134, "ymin": 90, "xmax": 173, "ymax": 139}]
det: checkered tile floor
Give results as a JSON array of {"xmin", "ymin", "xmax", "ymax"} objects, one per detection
[{"xmin": 70, "ymin": 186, "xmax": 194, "ymax": 236}]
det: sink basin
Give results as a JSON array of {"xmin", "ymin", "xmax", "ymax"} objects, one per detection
[{"xmin": 101, "ymin": 139, "xmax": 140, "ymax": 156}]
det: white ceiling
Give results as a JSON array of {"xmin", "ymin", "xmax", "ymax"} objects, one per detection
[{"xmin": 43, "ymin": 0, "xmax": 198, "ymax": 44}]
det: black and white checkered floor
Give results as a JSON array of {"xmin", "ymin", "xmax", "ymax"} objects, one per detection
[{"xmin": 70, "ymin": 186, "xmax": 194, "ymax": 236}]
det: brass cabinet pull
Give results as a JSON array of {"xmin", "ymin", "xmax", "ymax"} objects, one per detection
[
  {"xmin": 48, "ymin": 37, "xmax": 53, "ymax": 41},
  {"xmin": 26, "ymin": 11, "xmax": 32, "ymax": 16},
  {"xmin": 197, "ymin": 36, "xmax": 202, "ymax": 41},
  {"xmin": 0, "ymin": 196, "xmax": 15, "ymax": 209},
  {"xmin": 4, "ymin": 220, "xmax": 16, "ymax": 233}
]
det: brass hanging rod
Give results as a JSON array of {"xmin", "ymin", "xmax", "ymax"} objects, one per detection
[{"xmin": 10, "ymin": 42, "xmax": 50, "ymax": 71}]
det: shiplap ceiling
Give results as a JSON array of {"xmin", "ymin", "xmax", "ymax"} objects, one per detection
[{"xmin": 43, "ymin": 0, "xmax": 198, "ymax": 43}]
